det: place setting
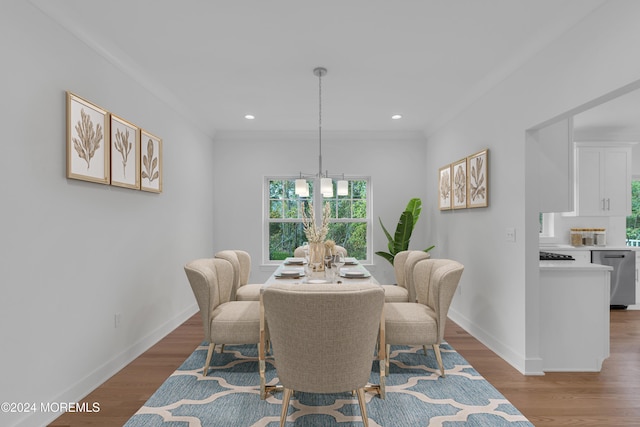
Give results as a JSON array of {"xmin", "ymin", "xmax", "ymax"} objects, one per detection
[{"xmin": 274, "ymin": 268, "xmax": 305, "ymax": 279}]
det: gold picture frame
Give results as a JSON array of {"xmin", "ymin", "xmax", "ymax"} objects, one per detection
[
  {"xmin": 110, "ymin": 114, "xmax": 141, "ymax": 190},
  {"xmin": 140, "ymin": 129, "xmax": 163, "ymax": 193},
  {"xmin": 438, "ymin": 164, "xmax": 452, "ymax": 210},
  {"xmin": 467, "ymin": 149, "xmax": 488, "ymax": 208},
  {"xmin": 66, "ymin": 92, "xmax": 110, "ymax": 184},
  {"xmin": 451, "ymin": 158, "xmax": 467, "ymax": 210}
]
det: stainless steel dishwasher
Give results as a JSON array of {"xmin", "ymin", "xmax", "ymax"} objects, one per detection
[{"xmin": 591, "ymin": 250, "xmax": 636, "ymax": 308}]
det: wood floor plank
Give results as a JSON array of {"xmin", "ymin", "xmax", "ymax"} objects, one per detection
[{"xmin": 49, "ymin": 310, "xmax": 640, "ymax": 426}]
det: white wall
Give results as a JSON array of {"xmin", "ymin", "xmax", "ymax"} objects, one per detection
[
  {"xmin": 426, "ymin": 0, "xmax": 640, "ymax": 374},
  {"xmin": 0, "ymin": 2, "xmax": 214, "ymax": 426},
  {"xmin": 211, "ymin": 131, "xmax": 430, "ymax": 284}
]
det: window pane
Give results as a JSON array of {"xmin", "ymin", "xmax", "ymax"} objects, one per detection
[
  {"xmin": 269, "ymin": 222, "xmax": 307, "ymax": 260},
  {"xmin": 269, "ymin": 180, "xmax": 283, "ymax": 199},
  {"xmin": 327, "ymin": 222, "xmax": 367, "ymax": 260},
  {"xmin": 270, "ymin": 200, "xmax": 283, "ymax": 219},
  {"xmin": 352, "ymin": 199, "xmax": 367, "ymax": 219},
  {"xmin": 352, "ymin": 180, "xmax": 367, "ymax": 199},
  {"xmin": 337, "ymin": 200, "xmax": 352, "ymax": 218},
  {"xmin": 284, "ymin": 180, "xmax": 296, "ymax": 199},
  {"xmin": 284, "ymin": 200, "xmax": 299, "ymax": 218}
]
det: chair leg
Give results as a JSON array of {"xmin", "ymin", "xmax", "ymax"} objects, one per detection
[
  {"xmin": 433, "ymin": 344, "xmax": 445, "ymax": 377},
  {"xmin": 385, "ymin": 344, "xmax": 390, "ymax": 376},
  {"xmin": 280, "ymin": 387, "xmax": 293, "ymax": 427},
  {"xmin": 423, "ymin": 345, "xmax": 429, "ymax": 356},
  {"xmin": 356, "ymin": 387, "xmax": 369, "ymax": 427},
  {"xmin": 220, "ymin": 344, "xmax": 225, "ymax": 353},
  {"xmin": 203, "ymin": 342, "xmax": 215, "ymax": 377}
]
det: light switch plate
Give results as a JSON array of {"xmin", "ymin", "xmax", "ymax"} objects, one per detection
[{"xmin": 505, "ymin": 227, "xmax": 516, "ymax": 242}]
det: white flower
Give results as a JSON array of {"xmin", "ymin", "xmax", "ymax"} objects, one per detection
[{"xmin": 302, "ymin": 202, "xmax": 330, "ymax": 243}]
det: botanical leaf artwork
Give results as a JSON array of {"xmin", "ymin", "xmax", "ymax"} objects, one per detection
[
  {"xmin": 72, "ymin": 108, "xmax": 103, "ymax": 169},
  {"xmin": 114, "ymin": 128, "xmax": 132, "ymax": 178},
  {"xmin": 440, "ymin": 168, "xmax": 451, "ymax": 203},
  {"xmin": 469, "ymin": 156, "xmax": 486, "ymax": 201},
  {"xmin": 142, "ymin": 139, "xmax": 159, "ymax": 183},
  {"xmin": 454, "ymin": 164, "xmax": 466, "ymax": 204}
]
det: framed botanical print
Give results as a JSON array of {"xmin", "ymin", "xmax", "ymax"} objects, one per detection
[
  {"xmin": 110, "ymin": 114, "xmax": 140, "ymax": 189},
  {"xmin": 66, "ymin": 92, "xmax": 110, "ymax": 184},
  {"xmin": 438, "ymin": 164, "xmax": 452, "ymax": 210},
  {"xmin": 140, "ymin": 129, "xmax": 163, "ymax": 193},
  {"xmin": 467, "ymin": 149, "xmax": 489, "ymax": 208},
  {"xmin": 451, "ymin": 158, "xmax": 467, "ymax": 209}
]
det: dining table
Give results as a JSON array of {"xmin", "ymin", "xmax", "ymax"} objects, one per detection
[{"xmin": 259, "ymin": 257, "xmax": 385, "ymax": 400}]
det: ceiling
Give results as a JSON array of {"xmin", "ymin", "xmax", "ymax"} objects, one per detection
[
  {"xmin": 573, "ymin": 87, "xmax": 640, "ymax": 141},
  {"xmin": 31, "ymin": 0, "xmax": 612, "ymax": 138}
]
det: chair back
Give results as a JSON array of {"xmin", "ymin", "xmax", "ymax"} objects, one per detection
[
  {"xmin": 214, "ymin": 250, "xmax": 241, "ymax": 299},
  {"xmin": 404, "ymin": 251, "xmax": 431, "ymax": 302},
  {"xmin": 393, "ymin": 250, "xmax": 411, "ymax": 288},
  {"xmin": 233, "ymin": 250, "xmax": 252, "ymax": 285},
  {"xmin": 184, "ymin": 258, "xmax": 235, "ymax": 340},
  {"xmin": 293, "ymin": 245, "xmax": 348, "ymax": 258},
  {"xmin": 413, "ymin": 259, "xmax": 464, "ymax": 341},
  {"xmin": 263, "ymin": 283, "xmax": 384, "ymax": 394}
]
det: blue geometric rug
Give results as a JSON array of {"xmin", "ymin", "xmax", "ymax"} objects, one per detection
[{"xmin": 124, "ymin": 342, "xmax": 532, "ymax": 426}]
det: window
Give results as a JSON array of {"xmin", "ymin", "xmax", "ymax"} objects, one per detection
[
  {"xmin": 539, "ymin": 212, "xmax": 554, "ymax": 237},
  {"xmin": 626, "ymin": 179, "xmax": 640, "ymax": 246},
  {"xmin": 265, "ymin": 177, "xmax": 371, "ymax": 262}
]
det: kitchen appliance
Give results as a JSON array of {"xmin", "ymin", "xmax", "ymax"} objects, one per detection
[
  {"xmin": 591, "ymin": 250, "xmax": 635, "ymax": 308},
  {"xmin": 539, "ymin": 251, "xmax": 575, "ymax": 261}
]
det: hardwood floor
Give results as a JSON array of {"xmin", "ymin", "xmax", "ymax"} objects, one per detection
[{"xmin": 49, "ymin": 310, "xmax": 640, "ymax": 426}]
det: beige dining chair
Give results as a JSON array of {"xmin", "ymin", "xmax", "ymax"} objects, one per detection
[
  {"xmin": 385, "ymin": 258, "xmax": 464, "ymax": 377},
  {"xmin": 293, "ymin": 244, "xmax": 348, "ymax": 258},
  {"xmin": 214, "ymin": 250, "xmax": 262, "ymax": 301},
  {"xmin": 184, "ymin": 257, "xmax": 261, "ymax": 376},
  {"xmin": 263, "ymin": 282, "xmax": 384, "ymax": 427},
  {"xmin": 381, "ymin": 250, "xmax": 431, "ymax": 302}
]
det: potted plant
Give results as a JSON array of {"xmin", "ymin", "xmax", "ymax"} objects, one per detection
[{"xmin": 375, "ymin": 198, "xmax": 434, "ymax": 266}]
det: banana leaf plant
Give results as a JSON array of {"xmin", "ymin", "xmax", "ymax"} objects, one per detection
[{"xmin": 375, "ymin": 198, "xmax": 435, "ymax": 266}]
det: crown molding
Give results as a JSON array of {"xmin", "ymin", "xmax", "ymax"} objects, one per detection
[{"xmin": 213, "ymin": 130, "xmax": 426, "ymax": 144}]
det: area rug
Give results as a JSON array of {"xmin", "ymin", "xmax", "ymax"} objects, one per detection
[{"xmin": 124, "ymin": 342, "xmax": 532, "ymax": 426}]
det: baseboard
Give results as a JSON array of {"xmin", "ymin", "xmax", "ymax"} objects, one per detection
[
  {"xmin": 14, "ymin": 303, "xmax": 198, "ymax": 427},
  {"xmin": 448, "ymin": 308, "xmax": 539, "ymax": 375}
]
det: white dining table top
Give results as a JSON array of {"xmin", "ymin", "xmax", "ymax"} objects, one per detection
[{"xmin": 263, "ymin": 257, "xmax": 379, "ymax": 286}]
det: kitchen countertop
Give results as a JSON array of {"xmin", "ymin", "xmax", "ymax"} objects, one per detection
[
  {"xmin": 540, "ymin": 244, "xmax": 640, "ymax": 251},
  {"xmin": 540, "ymin": 261, "xmax": 613, "ymax": 271}
]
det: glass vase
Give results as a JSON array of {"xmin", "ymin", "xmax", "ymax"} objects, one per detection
[{"xmin": 308, "ymin": 241, "xmax": 325, "ymax": 272}]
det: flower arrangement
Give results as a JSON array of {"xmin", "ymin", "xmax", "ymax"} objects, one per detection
[
  {"xmin": 302, "ymin": 202, "xmax": 330, "ymax": 243},
  {"xmin": 324, "ymin": 239, "xmax": 336, "ymax": 256}
]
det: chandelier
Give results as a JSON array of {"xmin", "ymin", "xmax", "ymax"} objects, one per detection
[{"xmin": 294, "ymin": 67, "xmax": 348, "ymax": 198}]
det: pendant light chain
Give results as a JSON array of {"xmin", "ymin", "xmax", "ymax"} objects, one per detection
[
  {"xmin": 296, "ymin": 67, "xmax": 346, "ymax": 198},
  {"xmin": 318, "ymin": 68, "xmax": 323, "ymax": 178}
]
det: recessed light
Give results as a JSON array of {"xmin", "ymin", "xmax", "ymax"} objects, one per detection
[
  {"xmin": 391, "ymin": 114, "xmax": 402, "ymax": 120},
  {"xmin": 244, "ymin": 114, "xmax": 255, "ymax": 120}
]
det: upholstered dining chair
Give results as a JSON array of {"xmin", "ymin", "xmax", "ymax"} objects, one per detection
[
  {"xmin": 214, "ymin": 250, "xmax": 262, "ymax": 301},
  {"xmin": 384, "ymin": 258, "xmax": 464, "ymax": 377},
  {"xmin": 381, "ymin": 250, "xmax": 431, "ymax": 302},
  {"xmin": 293, "ymin": 244, "xmax": 348, "ymax": 258},
  {"xmin": 263, "ymin": 283, "xmax": 384, "ymax": 427},
  {"xmin": 184, "ymin": 257, "xmax": 261, "ymax": 376}
]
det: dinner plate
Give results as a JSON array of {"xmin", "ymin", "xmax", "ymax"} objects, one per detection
[
  {"xmin": 285, "ymin": 257, "xmax": 306, "ymax": 265},
  {"xmin": 343, "ymin": 257, "xmax": 358, "ymax": 265},
  {"xmin": 340, "ymin": 270, "xmax": 370, "ymax": 278},
  {"xmin": 279, "ymin": 269, "xmax": 303, "ymax": 276}
]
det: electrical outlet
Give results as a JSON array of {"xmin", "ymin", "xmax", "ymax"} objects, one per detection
[
  {"xmin": 114, "ymin": 313, "xmax": 122, "ymax": 328},
  {"xmin": 505, "ymin": 227, "xmax": 516, "ymax": 242}
]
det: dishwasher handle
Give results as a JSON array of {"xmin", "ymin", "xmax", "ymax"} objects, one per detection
[{"xmin": 603, "ymin": 254, "xmax": 626, "ymax": 259}]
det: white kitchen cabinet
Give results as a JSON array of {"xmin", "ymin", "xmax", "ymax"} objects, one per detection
[
  {"xmin": 539, "ymin": 263, "xmax": 611, "ymax": 371},
  {"xmin": 574, "ymin": 143, "xmax": 632, "ymax": 216}
]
